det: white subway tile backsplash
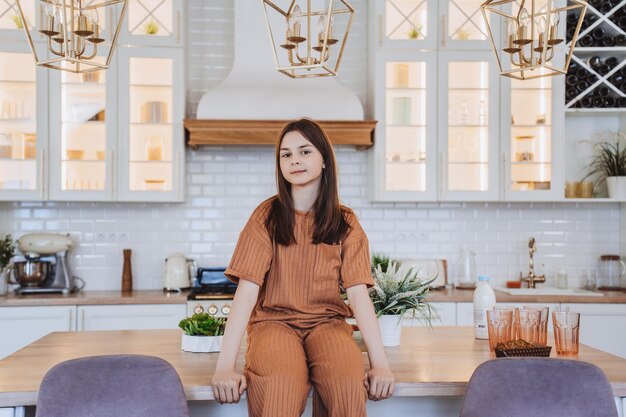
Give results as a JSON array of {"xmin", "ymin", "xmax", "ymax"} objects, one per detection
[{"xmin": 0, "ymin": 2, "xmax": 620, "ymax": 291}]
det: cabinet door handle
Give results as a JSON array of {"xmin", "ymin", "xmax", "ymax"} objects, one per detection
[
  {"xmin": 40, "ymin": 149, "xmax": 45, "ymax": 200},
  {"xmin": 108, "ymin": 150, "xmax": 114, "ymax": 199},
  {"xmin": 177, "ymin": 150, "xmax": 183, "ymax": 201},
  {"xmin": 441, "ymin": 15, "xmax": 446, "ymax": 48},
  {"xmin": 38, "ymin": 150, "xmax": 44, "ymax": 199},
  {"xmin": 378, "ymin": 14, "xmax": 383, "ymax": 47},
  {"xmin": 69, "ymin": 308, "xmax": 73, "ymax": 330},
  {"xmin": 502, "ymin": 152, "xmax": 509, "ymax": 197},
  {"xmin": 176, "ymin": 10, "xmax": 181, "ymax": 44},
  {"xmin": 80, "ymin": 309, "xmax": 85, "ymax": 331}
]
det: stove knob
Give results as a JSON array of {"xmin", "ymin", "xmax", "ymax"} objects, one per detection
[
  {"xmin": 193, "ymin": 304, "xmax": 204, "ymax": 314},
  {"xmin": 221, "ymin": 304, "xmax": 231, "ymax": 315},
  {"xmin": 207, "ymin": 304, "xmax": 219, "ymax": 315}
]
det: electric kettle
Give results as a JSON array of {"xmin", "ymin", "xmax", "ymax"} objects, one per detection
[{"xmin": 164, "ymin": 253, "xmax": 196, "ymax": 291}]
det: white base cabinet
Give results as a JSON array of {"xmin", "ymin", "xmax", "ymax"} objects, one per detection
[
  {"xmin": 77, "ymin": 304, "xmax": 185, "ymax": 331},
  {"xmin": 562, "ymin": 303, "xmax": 626, "ymax": 359},
  {"xmin": 456, "ymin": 302, "xmax": 560, "ymax": 328},
  {"xmin": 0, "ymin": 304, "xmax": 186, "ymax": 359},
  {"xmin": 402, "ymin": 302, "xmax": 456, "ymax": 327},
  {"xmin": 0, "ymin": 306, "xmax": 74, "ymax": 359}
]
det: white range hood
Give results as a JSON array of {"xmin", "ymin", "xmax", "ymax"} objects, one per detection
[{"xmin": 195, "ymin": 0, "xmax": 364, "ymax": 121}]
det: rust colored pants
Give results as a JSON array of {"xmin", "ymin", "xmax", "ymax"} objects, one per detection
[{"xmin": 244, "ymin": 319, "xmax": 368, "ymax": 417}]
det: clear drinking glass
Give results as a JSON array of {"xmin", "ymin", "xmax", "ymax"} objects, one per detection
[
  {"xmin": 552, "ymin": 312, "xmax": 580, "ymax": 355},
  {"xmin": 487, "ymin": 309, "xmax": 514, "ymax": 351},
  {"xmin": 523, "ymin": 305, "xmax": 549, "ymax": 346},
  {"xmin": 494, "ymin": 305, "xmax": 519, "ymax": 339},
  {"xmin": 517, "ymin": 309, "xmax": 541, "ymax": 345}
]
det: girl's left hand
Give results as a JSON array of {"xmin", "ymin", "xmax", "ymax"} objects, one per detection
[{"xmin": 364, "ymin": 367, "xmax": 395, "ymax": 401}]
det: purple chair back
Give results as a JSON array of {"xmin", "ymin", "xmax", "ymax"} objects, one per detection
[
  {"xmin": 36, "ymin": 355, "xmax": 190, "ymax": 417},
  {"xmin": 460, "ymin": 358, "xmax": 618, "ymax": 417}
]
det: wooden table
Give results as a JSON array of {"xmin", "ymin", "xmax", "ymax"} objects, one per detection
[{"xmin": 1, "ymin": 326, "xmax": 625, "ymax": 408}]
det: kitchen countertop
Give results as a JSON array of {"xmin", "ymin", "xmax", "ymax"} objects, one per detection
[
  {"xmin": 1, "ymin": 287, "xmax": 625, "ymax": 307},
  {"xmin": 0, "ymin": 326, "xmax": 625, "ymax": 407}
]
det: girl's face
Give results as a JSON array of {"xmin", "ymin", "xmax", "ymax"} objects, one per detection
[{"xmin": 279, "ymin": 130, "xmax": 325, "ymax": 188}]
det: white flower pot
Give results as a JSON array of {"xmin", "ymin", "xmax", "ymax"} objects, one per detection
[
  {"xmin": 606, "ymin": 177, "xmax": 626, "ymax": 200},
  {"xmin": 378, "ymin": 314, "xmax": 403, "ymax": 347},
  {"xmin": 181, "ymin": 334, "xmax": 223, "ymax": 353}
]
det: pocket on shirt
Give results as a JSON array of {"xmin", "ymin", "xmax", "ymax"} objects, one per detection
[{"xmin": 313, "ymin": 242, "xmax": 342, "ymax": 281}]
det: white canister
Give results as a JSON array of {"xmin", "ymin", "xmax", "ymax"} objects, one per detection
[{"xmin": 378, "ymin": 314, "xmax": 403, "ymax": 347}]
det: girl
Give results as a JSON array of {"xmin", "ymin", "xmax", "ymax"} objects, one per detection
[{"xmin": 212, "ymin": 118, "xmax": 395, "ymax": 417}]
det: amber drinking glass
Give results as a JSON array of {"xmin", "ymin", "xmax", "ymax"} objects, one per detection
[
  {"xmin": 487, "ymin": 309, "xmax": 514, "ymax": 351},
  {"xmin": 523, "ymin": 305, "xmax": 550, "ymax": 346},
  {"xmin": 517, "ymin": 309, "xmax": 542, "ymax": 345},
  {"xmin": 494, "ymin": 305, "xmax": 519, "ymax": 339},
  {"xmin": 552, "ymin": 312, "xmax": 580, "ymax": 355}
]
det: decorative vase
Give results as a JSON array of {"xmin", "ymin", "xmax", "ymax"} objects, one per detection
[
  {"xmin": 378, "ymin": 314, "xmax": 403, "ymax": 347},
  {"xmin": 606, "ymin": 176, "xmax": 626, "ymax": 200},
  {"xmin": 181, "ymin": 334, "xmax": 223, "ymax": 353}
]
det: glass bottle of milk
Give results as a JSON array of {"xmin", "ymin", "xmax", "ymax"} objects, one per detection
[{"xmin": 473, "ymin": 275, "xmax": 496, "ymax": 339}]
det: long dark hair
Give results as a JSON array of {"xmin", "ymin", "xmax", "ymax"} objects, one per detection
[{"xmin": 265, "ymin": 118, "xmax": 350, "ymax": 246}]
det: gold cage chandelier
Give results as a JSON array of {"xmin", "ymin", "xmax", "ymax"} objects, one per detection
[
  {"xmin": 262, "ymin": 0, "xmax": 355, "ymax": 78},
  {"xmin": 16, "ymin": 0, "xmax": 128, "ymax": 73},
  {"xmin": 481, "ymin": 0, "xmax": 587, "ymax": 80}
]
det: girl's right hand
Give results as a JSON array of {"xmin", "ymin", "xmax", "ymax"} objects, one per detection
[{"xmin": 212, "ymin": 369, "xmax": 247, "ymax": 404}]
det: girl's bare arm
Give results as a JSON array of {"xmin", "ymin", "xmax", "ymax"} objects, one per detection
[
  {"xmin": 212, "ymin": 279, "xmax": 259, "ymax": 404},
  {"xmin": 347, "ymin": 284, "xmax": 395, "ymax": 401}
]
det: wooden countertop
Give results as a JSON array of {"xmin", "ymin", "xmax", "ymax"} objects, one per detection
[
  {"xmin": 0, "ymin": 288, "xmax": 625, "ymax": 308},
  {"xmin": 1, "ymin": 327, "xmax": 625, "ymax": 407}
]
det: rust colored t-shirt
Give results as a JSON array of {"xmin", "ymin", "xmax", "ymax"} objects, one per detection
[{"xmin": 224, "ymin": 198, "xmax": 374, "ymax": 330}]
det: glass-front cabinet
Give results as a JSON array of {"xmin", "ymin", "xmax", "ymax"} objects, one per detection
[
  {"xmin": 0, "ymin": 41, "xmax": 47, "ymax": 201},
  {"xmin": 501, "ymin": 73, "xmax": 564, "ymax": 201},
  {"xmin": 117, "ymin": 46, "xmax": 184, "ymax": 202},
  {"xmin": 119, "ymin": 0, "xmax": 183, "ymax": 46},
  {"xmin": 439, "ymin": 51, "xmax": 500, "ymax": 201},
  {"xmin": 438, "ymin": 0, "xmax": 495, "ymax": 49},
  {"xmin": 48, "ymin": 55, "xmax": 115, "ymax": 201},
  {"xmin": 371, "ymin": 52, "xmax": 437, "ymax": 201},
  {"xmin": 0, "ymin": 0, "xmax": 36, "ymax": 41},
  {"xmin": 375, "ymin": 0, "xmax": 438, "ymax": 49}
]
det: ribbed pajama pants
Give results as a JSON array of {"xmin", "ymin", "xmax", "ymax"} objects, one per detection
[{"xmin": 244, "ymin": 319, "xmax": 368, "ymax": 417}]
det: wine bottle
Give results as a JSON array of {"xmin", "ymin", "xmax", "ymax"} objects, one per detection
[
  {"xmin": 605, "ymin": 56, "xmax": 619, "ymax": 69},
  {"xmin": 600, "ymin": 3, "xmax": 614, "ymax": 14},
  {"xmin": 566, "ymin": 88, "xmax": 579, "ymax": 100},
  {"xmin": 577, "ymin": 80, "xmax": 590, "ymax": 93},
  {"xmin": 598, "ymin": 64, "xmax": 611, "ymax": 76},
  {"xmin": 610, "ymin": 73, "xmax": 624, "ymax": 87},
  {"xmin": 576, "ymin": 67, "xmax": 589, "ymax": 80},
  {"xmin": 604, "ymin": 96, "xmax": 616, "ymax": 107},
  {"xmin": 577, "ymin": 34, "xmax": 594, "ymax": 47},
  {"xmin": 616, "ymin": 34, "xmax": 626, "ymax": 46},
  {"xmin": 587, "ymin": 56, "xmax": 601, "ymax": 70},
  {"xmin": 598, "ymin": 87, "xmax": 610, "ymax": 97},
  {"xmin": 567, "ymin": 12, "xmax": 579, "ymax": 25},
  {"xmin": 566, "ymin": 74, "xmax": 579, "ymax": 86},
  {"xmin": 581, "ymin": 96, "xmax": 593, "ymax": 108},
  {"xmin": 602, "ymin": 36, "xmax": 615, "ymax": 47},
  {"xmin": 592, "ymin": 95, "xmax": 604, "ymax": 107},
  {"xmin": 619, "ymin": 97, "xmax": 626, "ymax": 107}
]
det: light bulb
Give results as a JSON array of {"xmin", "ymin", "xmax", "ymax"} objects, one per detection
[
  {"xmin": 508, "ymin": 20, "xmax": 517, "ymax": 37},
  {"xmin": 519, "ymin": 8, "xmax": 530, "ymax": 26},
  {"xmin": 317, "ymin": 15, "xmax": 326, "ymax": 39},
  {"xmin": 537, "ymin": 16, "xmax": 546, "ymax": 33}
]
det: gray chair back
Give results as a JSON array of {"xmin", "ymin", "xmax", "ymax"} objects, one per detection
[
  {"xmin": 460, "ymin": 358, "xmax": 618, "ymax": 417},
  {"xmin": 36, "ymin": 354, "xmax": 190, "ymax": 417}
]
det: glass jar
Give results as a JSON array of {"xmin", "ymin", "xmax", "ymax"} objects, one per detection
[
  {"xmin": 145, "ymin": 136, "xmax": 163, "ymax": 161},
  {"xmin": 598, "ymin": 255, "xmax": 625, "ymax": 290}
]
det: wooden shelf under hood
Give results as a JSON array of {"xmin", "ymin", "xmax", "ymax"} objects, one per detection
[{"xmin": 184, "ymin": 119, "xmax": 376, "ymax": 150}]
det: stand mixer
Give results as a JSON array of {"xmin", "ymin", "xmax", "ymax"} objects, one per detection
[{"xmin": 7, "ymin": 233, "xmax": 83, "ymax": 295}]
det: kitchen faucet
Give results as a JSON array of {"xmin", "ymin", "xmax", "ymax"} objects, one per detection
[{"xmin": 521, "ymin": 237, "xmax": 545, "ymax": 289}]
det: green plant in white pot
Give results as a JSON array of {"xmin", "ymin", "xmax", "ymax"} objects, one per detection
[
  {"xmin": 179, "ymin": 313, "xmax": 226, "ymax": 353},
  {"xmin": 584, "ymin": 130, "xmax": 626, "ymax": 199},
  {"xmin": 0, "ymin": 234, "xmax": 15, "ymax": 296},
  {"xmin": 369, "ymin": 261, "xmax": 437, "ymax": 347}
]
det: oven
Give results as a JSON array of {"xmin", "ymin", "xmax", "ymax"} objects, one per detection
[{"xmin": 186, "ymin": 267, "xmax": 237, "ymax": 317}]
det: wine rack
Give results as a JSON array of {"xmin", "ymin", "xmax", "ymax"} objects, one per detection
[{"xmin": 565, "ymin": 0, "xmax": 626, "ymax": 110}]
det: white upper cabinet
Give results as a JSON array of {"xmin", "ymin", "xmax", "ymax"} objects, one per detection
[
  {"xmin": 119, "ymin": 0, "xmax": 183, "ymax": 47},
  {"xmin": 0, "ymin": 0, "xmax": 37, "ymax": 41},
  {"xmin": 116, "ymin": 46, "xmax": 184, "ymax": 202},
  {"xmin": 501, "ymin": 74, "xmax": 565, "ymax": 201},
  {"xmin": 438, "ymin": 51, "xmax": 500, "ymax": 201},
  {"xmin": 371, "ymin": 51, "xmax": 438, "ymax": 201},
  {"xmin": 0, "ymin": 41, "xmax": 48, "ymax": 202},
  {"xmin": 48, "ymin": 52, "xmax": 117, "ymax": 202},
  {"xmin": 438, "ymin": 0, "xmax": 497, "ymax": 50},
  {"xmin": 375, "ymin": 0, "xmax": 438, "ymax": 49}
]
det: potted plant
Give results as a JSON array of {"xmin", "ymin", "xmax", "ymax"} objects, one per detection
[
  {"xmin": 0, "ymin": 234, "xmax": 15, "ymax": 296},
  {"xmin": 584, "ymin": 130, "xmax": 626, "ymax": 199},
  {"xmin": 178, "ymin": 313, "xmax": 226, "ymax": 353},
  {"xmin": 370, "ymin": 261, "xmax": 436, "ymax": 347}
]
